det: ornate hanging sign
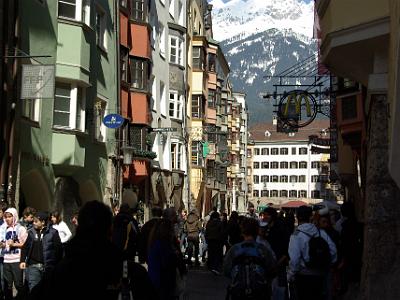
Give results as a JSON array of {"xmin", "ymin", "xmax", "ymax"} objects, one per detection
[{"xmin": 277, "ymin": 90, "xmax": 318, "ymax": 128}]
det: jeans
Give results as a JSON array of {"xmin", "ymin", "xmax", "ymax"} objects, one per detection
[
  {"xmin": 186, "ymin": 236, "xmax": 199, "ymax": 263},
  {"xmin": 3, "ymin": 262, "xmax": 24, "ymax": 300},
  {"xmin": 26, "ymin": 264, "xmax": 44, "ymax": 291}
]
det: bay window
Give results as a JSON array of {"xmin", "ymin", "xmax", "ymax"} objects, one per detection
[
  {"xmin": 169, "ymin": 36, "xmax": 183, "ymax": 65},
  {"xmin": 171, "ymin": 142, "xmax": 182, "ymax": 170},
  {"xmin": 169, "ymin": 90, "xmax": 183, "ymax": 120},
  {"xmin": 58, "ymin": 0, "xmax": 90, "ymax": 25},
  {"xmin": 53, "ymin": 82, "xmax": 86, "ymax": 131}
]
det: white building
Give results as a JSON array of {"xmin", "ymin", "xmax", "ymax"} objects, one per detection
[{"xmin": 248, "ymin": 119, "xmax": 331, "ymax": 207}]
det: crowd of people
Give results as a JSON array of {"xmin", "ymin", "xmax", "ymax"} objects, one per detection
[{"xmin": 0, "ymin": 199, "xmax": 363, "ymax": 300}]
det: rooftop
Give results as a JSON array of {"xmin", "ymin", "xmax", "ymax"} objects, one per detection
[{"xmin": 249, "ymin": 119, "xmax": 330, "ymax": 143}]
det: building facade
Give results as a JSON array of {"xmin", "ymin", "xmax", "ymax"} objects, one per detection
[
  {"xmin": 0, "ymin": 0, "xmax": 119, "ymax": 223},
  {"xmin": 315, "ymin": 0, "xmax": 400, "ymax": 297},
  {"xmin": 248, "ymin": 120, "xmax": 330, "ymax": 208}
]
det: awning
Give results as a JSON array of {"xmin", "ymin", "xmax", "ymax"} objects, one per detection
[{"xmin": 281, "ymin": 200, "xmax": 309, "ymax": 208}]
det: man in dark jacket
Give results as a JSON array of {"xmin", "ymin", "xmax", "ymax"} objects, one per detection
[
  {"xmin": 20, "ymin": 211, "xmax": 63, "ymax": 294},
  {"xmin": 205, "ymin": 211, "xmax": 223, "ymax": 274}
]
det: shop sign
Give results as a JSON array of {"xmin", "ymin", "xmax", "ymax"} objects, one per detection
[
  {"xmin": 103, "ymin": 114, "xmax": 124, "ymax": 129},
  {"xmin": 277, "ymin": 90, "xmax": 318, "ymax": 128}
]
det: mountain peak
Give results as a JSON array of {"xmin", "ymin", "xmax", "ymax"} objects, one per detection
[{"xmin": 210, "ymin": 0, "xmax": 314, "ymax": 42}]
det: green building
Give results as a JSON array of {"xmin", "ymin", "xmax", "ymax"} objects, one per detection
[{"xmin": 15, "ymin": 0, "xmax": 118, "ymax": 220}]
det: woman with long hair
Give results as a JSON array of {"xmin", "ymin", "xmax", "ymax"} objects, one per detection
[{"xmin": 50, "ymin": 211, "xmax": 72, "ymax": 243}]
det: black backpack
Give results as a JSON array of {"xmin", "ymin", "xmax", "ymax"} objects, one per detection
[
  {"xmin": 299, "ymin": 229, "xmax": 331, "ymax": 270},
  {"xmin": 228, "ymin": 242, "xmax": 268, "ymax": 300}
]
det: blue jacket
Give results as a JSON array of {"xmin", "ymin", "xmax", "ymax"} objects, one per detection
[{"xmin": 21, "ymin": 226, "xmax": 63, "ymax": 270}]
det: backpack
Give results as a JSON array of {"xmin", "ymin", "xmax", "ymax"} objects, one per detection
[
  {"xmin": 228, "ymin": 242, "xmax": 268, "ymax": 300},
  {"xmin": 299, "ymin": 229, "xmax": 331, "ymax": 270}
]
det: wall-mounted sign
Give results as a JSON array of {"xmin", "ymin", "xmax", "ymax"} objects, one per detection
[
  {"xmin": 277, "ymin": 90, "xmax": 318, "ymax": 128},
  {"xmin": 21, "ymin": 65, "xmax": 55, "ymax": 99},
  {"xmin": 151, "ymin": 127, "xmax": 177, "ymax": 132},
  {"xmin": 102, "ymin": 114, "xmax": 124, "ymax": 129}
]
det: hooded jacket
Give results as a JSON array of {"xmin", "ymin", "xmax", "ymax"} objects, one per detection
[
  {"xmin": 184, "ymin": 213, "xmax": 201, "ymax": 239},
  {"xmin": 288, "ymin": 223, "xmax": 337, "ymax": 278},
  {"xmin": 2, "ymin": 208, "xmax": 28, "ymax": 263}
]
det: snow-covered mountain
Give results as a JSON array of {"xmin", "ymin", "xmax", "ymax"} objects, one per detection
[
  {"xmin": 210, "ymin": 0, "xmax": 314, "ymax": 42},
  {"xmin": 209, "ymin": 0, "xmax": 316, "ymax": 124}
]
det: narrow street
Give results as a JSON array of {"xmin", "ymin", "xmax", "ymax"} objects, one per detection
[{"xmin": 183, "ymin": 266, "xmax": 230, "ymax": 300}]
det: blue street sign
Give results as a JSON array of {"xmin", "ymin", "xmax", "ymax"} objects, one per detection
[{"xmin": 102, "ymin": 114, "xmax": 124, "ymax": 129}]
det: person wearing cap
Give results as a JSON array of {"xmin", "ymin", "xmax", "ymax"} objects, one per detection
[{"xmin": 20, "ymin": 211, "xmax": 63, "ymax": 294}]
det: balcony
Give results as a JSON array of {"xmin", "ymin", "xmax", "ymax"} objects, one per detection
[{"xmin": 317, "ymin": 0, "xmax": 390, "ymax": 85}]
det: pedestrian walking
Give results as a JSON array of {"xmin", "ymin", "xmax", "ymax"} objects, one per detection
[
  {"xmin": 1, "ymin": 208, "xmax": 28, "ymax": 300},
  {"xmin": 50, "ymin": 211, "xmax": 72, "ymax": 244},
  {"xmin": 183, "ymin": 209, "xmax": 201, "ymax": 266},
  {"xmin": 19, "ymin": 211, "xmax": 63, "ymax": 298},
  {"xmin": 138, "ymin": 206, "xmax": 163, "ymax": 264},
  {"xmin": 205, "ymin": 211, "xmax": 223, "ymax": 275},
  {"xmin": 287, "ymin": 206, "xmax": 337, "ymax": 300},
  {"xmin": 48, "ymin": 200, "xmax": 123, "ymax": 300},
  {"xmin": 226, "ymin": 211, "xmax": 242, "ymax": 248},
  {"xmin": 19, "ymin": 207, "xmax": 36, "ymax": 231},
  {"xmin": 224, "ymin": 217, "xmax": 276, "ymax": 300}
]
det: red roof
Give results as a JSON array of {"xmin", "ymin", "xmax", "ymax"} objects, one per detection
[{"xmin": 281, "ymin": 200, "xmax": 309, "ymax": 208}]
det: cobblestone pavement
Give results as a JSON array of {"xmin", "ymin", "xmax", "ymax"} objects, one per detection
[{"xmin": 182, "ymin": 265, "xmax": 230, "ymax": 300}]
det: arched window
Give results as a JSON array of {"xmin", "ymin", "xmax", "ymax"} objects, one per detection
[
  {"xmin": 290, "ymin": 175, "xmax": 298, "ymax": 183},
  {"xmin": 280, "ymin": 190, "xmax": 288, "ymax": 197},
  {"xmin": 280, "ymin": 175, "xmax": 288, "ymax": 183},
  {"xmin": 271, "ymin": 175, "xmax": 279, "ymax": 182},
  {"xmin": 289, "ymin": 190, "xmax": 298, "ymax": 198},
  {"xmin": 280, "ymin": 161, "xmax": 288, "ymax": 169},
  {"xmin": 299, "ymin": 161, "xmax": 307, "ymax": 168},
  {"xmin": 271, "ymin": 190, "xmax": 278, "ymax": 197},
  {"xmin": 290, "ymin": 161, "xmax": 298, "ymax": 169}
]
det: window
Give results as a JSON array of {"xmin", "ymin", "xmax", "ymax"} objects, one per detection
[
  {"xmin": 94, "ymin": 99, "xmax": 106, "ymax": 142},
  {"xmin": 311, "ymin": 161, "xmax": 320, "ymax": 169},
  {"xmin": 169, "ymin": 36, "xmax": 183, "ymax": 65},
  {"xmin": 280, "ymin": 190, "xmax": 288, "ymax": 197},
  {"xmin": 254, "ymin": 148, "xmax": 260, "ymax": 155},
  {"xmin": 292, "ymin": 147, "xmax": 296, "ymax": 155},
  {"xmin": 253, "ymin": 175, "xmax": 259, "ymax": 184},
  {"xmin": 261, "ymin": 148, "xmax": 269, "ymax": 155},
  {"xmin": 253, "ymin": 190, "xmax": 260, "ymax": 197},
  {"xmin": 299, "ymin": 175, "xmax": 306, "ymax": 183},
  {"xmin": 299, "ymin": 161, "xmax": 307, "ymax": 169},
  {"xmin": 191, "ymin": 141, "xmax": 202, "ymax": 166},
  {"xmin": 299, "ymin": 190, "xmax": 307, "ymax": 198},
  {"xmin": 58, "ymin": 0, "xmax": 90, "ymax": 25},
  {"xmin": 290, "ymin": 175, "xmax": 298, "ymax": 183},
  {"xmin": 311, "ymin": 175, "xmax": 320, "ymax": 182},
  {"xmin": 207, "ymin": 125, "xmax": 217, "ymax": 143},
  {"xmin": 192, "ymin": 46, "xmax": 204, "ymax": 69},
  {"xmin": 261, "ymin": 190, "xmax": 269, "ymax": 197},
  {"xmin": 271, "ymin": 175, "xmax": 278, "ymax": 183},
  {"xmin": 131, "ymin": 0, "xmax": 147, "ymax": 22},
  {"xmin": 271, "ymin": 162, "xmax": 279, "ymax": 169},
  {"xmin": 271, "ymin": 148, "xmax": 279, "ymax": 155},
  {"xmin": 158, "ymin": 23, "xmax": 166, "ymax": 57},
  {"xmin": 261, "ymin": 175, "xmax": 269, "ymax": 183},
  {"xmin": 130, "ymin": 58, "xmax": 149, "ymax": 90},
  {"xmin": 22, "ymin": 99, "xmax": 40, "ymax": 122},
  {"xmin": 289, "ymin": 190, "xmax": 298, "ymax": 198},
  {"xmin": 299, "ymin": 147, "xmax": 308, "ymax": 155},
  {"xmin": 160, "ymin": 81, "xmax": 166, "ymax": 116},
  {"xmin": 290, "ymin": 161, "xmax": 298, "ymax": 169},
  {"xmin": 169, "ymin": 91, "xmax": 183, "ymax": 120},
  {"xmin": 280, "ymin": 148, "xmax": 288, "ymax": 155},
  {"xmin": 126, "ymin": 125, "xmax": 147, "ymax": 150},
  {"xmin": 341, "ymin": 95, "xmax": 358, "ymax": 120},
  {"xmin": 120, "ymin": 47, "xmax": 128, "ymax": 82},
  {"xmin": 311, "ymin": 190, "xmax": 320, "ymax": 199},
  {"xmin": 53, "ymin": 82, "xmax": 85, "ymax": 131},
  {"xmin": 171, "ymin": 142, "xmax": 182, "ymax": 169},
  {"xmin": 192, "ymin": 95, "xmax": 203, "ymax": 118},
  {"xmin": 169, "ymin": 0, "xmax": 175, "ymax": 16},
  {"xmin": 253, "ymin": 162, "xmax": 260, "ymax": 169},
  {"xmin": 271, "ymin": 190, "xmax": 278, "ymax": 197},
  {"xmin": 95, "ymin": 7, "xmax": 106, "ymax": 50},
  {"xmin": 321, "ymin": 165, "xmax": 329, "ymax": 174},
  {"xmin": 280, "ymin": 161, "xmax": 288, "ymax": 169},
  {"xmin": 261, "ymin": 162, "xmax": 269, "ymax": 169},
  {"xmin": 208, "ymin": 53, "xmax": 216, "ymax": 72},
  {"xmin": 208, "ymin": 90, "xmax": 216, "ymax": 108},
  {"xmin": 280, "ymin": 175, "xmax": 288, "ymax": 183}
]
